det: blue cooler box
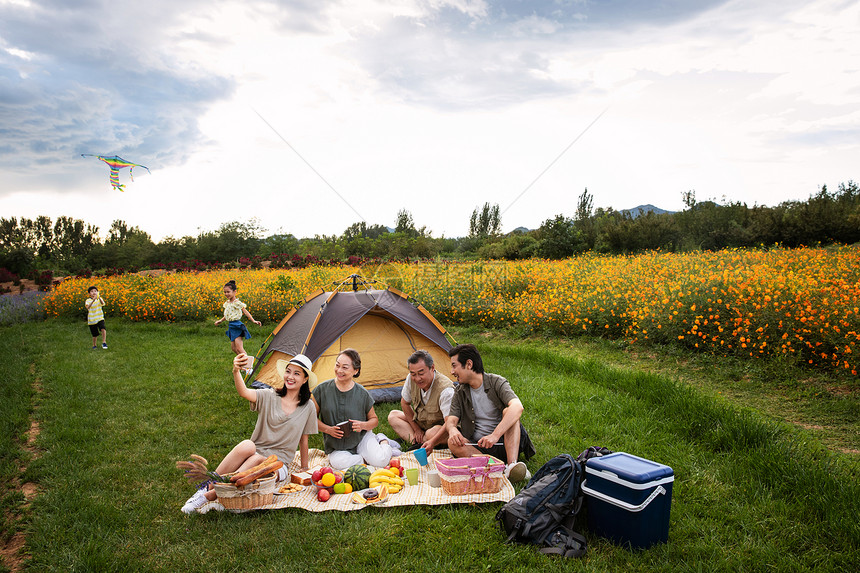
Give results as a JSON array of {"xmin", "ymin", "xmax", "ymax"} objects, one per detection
[{"xmin": 581, "ymin": 452, "xmax": 674, "ymax": 549}]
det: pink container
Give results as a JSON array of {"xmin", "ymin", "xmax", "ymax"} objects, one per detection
[{"xmin": 435, "ymin": 455, "xmax": 505, "ymax": 495}]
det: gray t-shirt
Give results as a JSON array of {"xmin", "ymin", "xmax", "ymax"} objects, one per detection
[
  {"xmin": 249, "ymin": 389, "xmax": 318, "ymax": 465},
  {"xmin": 469, "ymin": 384, "xmax": 503, "ymax": 441},
  {"xmin": 312, "ymin": 379, "xmax": 374, "ymax": 454}
]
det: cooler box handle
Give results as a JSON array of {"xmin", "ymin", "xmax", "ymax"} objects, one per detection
[{"xmin": 581, "ymin": 479, "xmax": 666, "ymax": 513}]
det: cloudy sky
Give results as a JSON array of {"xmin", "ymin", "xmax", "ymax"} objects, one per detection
[{"xmin": 1, "ymin": 0, "xmax": 858, "ymax": 241}]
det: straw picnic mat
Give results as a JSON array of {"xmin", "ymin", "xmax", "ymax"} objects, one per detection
[{"xmin": 197, "ymin": 448, "xmax": 515, "ymax": 514}]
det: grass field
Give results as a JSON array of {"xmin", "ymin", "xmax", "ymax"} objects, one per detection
[{"xmin": 2, "ymin": 319, "xmax": 858, "ymax": 572}]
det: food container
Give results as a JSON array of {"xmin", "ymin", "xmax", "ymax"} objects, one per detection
[
  {"xmin": 213, "ymin": 475, "xmax": 277, "ymax": 511},
  {"xmin": 581, "ymin": 452, "xmax": 674, "ymax": 549},
  {"xmin": 312, "ymin": 470, "xmax": 344, "ymax": 492},
  {"xmin": 435, "ymin": 455, "xmax": 505, "ymax": 495}
]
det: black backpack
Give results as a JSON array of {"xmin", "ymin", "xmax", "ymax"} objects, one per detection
[{"xmin": 495, "ymin": 454, "xmax": 588, "ymax": 558}]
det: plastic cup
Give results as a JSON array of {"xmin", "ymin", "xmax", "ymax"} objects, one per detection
[
  {"xmin": 405, "ymin": 467, "xmax": 419, "ymax": 485},
  {"xmin": 427, "ymin": 469, "xmax": 441, "ymax": 488},
  {"xmin": 414, "ymin": 447, "xmax": 428, "ymax": 466}
]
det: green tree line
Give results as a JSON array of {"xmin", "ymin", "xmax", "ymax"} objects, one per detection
[
  {"xmin": 1, "ymin": 181, "xmax": 857, "ymax": 277},
  {"xmin": 484, "ymin": 181, "xmax": 859, "ymax": 260}
]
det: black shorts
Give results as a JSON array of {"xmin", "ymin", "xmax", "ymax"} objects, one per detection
[
  {"xmin": 473, "ymin": 423, "xmax": 536, "ymax": 462},
  {"xmin": 88, "ymin": 320, "xmax": 106, "ymax": 337}
]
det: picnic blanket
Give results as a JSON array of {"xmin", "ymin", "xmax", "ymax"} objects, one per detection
[{"xmin": 197, "ymin": 448, "xmax": 515, "ymax": 513}]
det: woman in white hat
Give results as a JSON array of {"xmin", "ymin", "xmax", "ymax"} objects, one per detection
[{"xmin": 181, "ymin": 353, "xmax": 319, "ymax": 513}]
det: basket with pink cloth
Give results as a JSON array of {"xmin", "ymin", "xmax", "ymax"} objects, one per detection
[{"xmin": 435, "ymin": 455, "xmax": 506, "ymax": 495}]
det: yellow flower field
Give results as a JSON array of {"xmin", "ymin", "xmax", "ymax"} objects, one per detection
[{"xmin": 43, "ymin": 247, "xmax": 860, "ymax": 375}]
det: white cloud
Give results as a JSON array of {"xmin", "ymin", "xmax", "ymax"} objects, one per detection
[{"xmin": 0, "ymin": 0, "xmax": 857, "ymax": 241}]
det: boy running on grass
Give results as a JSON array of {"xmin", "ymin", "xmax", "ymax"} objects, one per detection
[{"xmin": 85, "ymin": 286, "xmax": 107, "ymax": 350}]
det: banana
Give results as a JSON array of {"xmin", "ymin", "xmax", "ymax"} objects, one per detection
[
  {"xmin": 370, "ymin": 468, "xmax": 397, "ymax": 479},
  {"xmin": 370, "ymin": 474, "xmax": 404, "ymax": 485}
]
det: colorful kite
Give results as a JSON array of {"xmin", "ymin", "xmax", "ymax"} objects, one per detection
[{"xmin": 81, "ymin": 154, "xmax": 151, "ymax": 191}]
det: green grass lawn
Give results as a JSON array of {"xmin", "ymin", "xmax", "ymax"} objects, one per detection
[{"xmin": 2, "ymin": 319, "xmax": 858, "ymax": 572}]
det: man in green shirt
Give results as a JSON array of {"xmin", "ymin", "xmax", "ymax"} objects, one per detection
[{"xmin": 444, "ymin": 343, "xmax": 535, "ymax": 483}]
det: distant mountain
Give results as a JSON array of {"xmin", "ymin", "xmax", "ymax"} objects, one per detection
[{"xmin": 620, "ymin": 204, "xmax": 675, "ymax": 219}]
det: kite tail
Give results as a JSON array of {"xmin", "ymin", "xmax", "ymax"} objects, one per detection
[{"xmin": 109, "ymin": 167, "xmax": 124, "ymax": 191}]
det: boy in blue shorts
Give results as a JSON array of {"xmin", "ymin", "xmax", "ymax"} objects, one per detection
[{"xmin": 86, "ymin": 286, "xmax": 107, "ymax": 349}]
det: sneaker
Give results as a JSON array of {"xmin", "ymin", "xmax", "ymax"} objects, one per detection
[
  {"xmin": 505, "ymin": 461, "xmax": 528, "ymax": 483},
  {"xmin": 181, "ymin": 490, "xmax": 208, "ymax": 514},
  {"xmin": 102, "ymin": 343, "xmax": 108, "ymax": 349},
  {"xmin": 376, "ymin": 433, "xmax": 401, "ymax": 456},
  {"xmin": 92, "ymin": 345, "xmax": 97, "ymax": 350},
  {"xmin": 389, "ymin": 441, "xmax": 402, "ymax": 456}
]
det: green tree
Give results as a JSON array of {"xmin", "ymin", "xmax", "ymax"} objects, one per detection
[
  {"xmin": 395, "ymin": 209, "xmax": 417, "ymax": 237},
  {"xmin": 52, "ymin": 216, "xmax": 99, "ymax": 270},
  {"xmin": 479, "ymin": 232, "xmax": 537, "ymax": 260},
  {"xmin": 153, "ymin": 236, "xmax": 197, "ymax": 264},
  {"xmin": 87, "ymin": 220, "xmax": 154, "ymax": 270},
  {"xmin": 535, "ymin": 214, "xmax": 578, "ymax": 259},
  {"xmin": 573, "ymin": 188, "xmax": 596, "ymax": 250},
  {"xmin": 196, "ymin": 219, "xmax": 265, "ymax": 263},
  {"xmin": 469, "ymin": 203, "xmax": 501, "ymax": 240}
]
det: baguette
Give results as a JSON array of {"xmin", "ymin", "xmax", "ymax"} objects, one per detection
[
  {"xmin": 234, "ymin": 460, "xmax": 283, "ymax": 487},
  {"xmin": 230, "ymin": 454, "xmax": 278, "ymax": 483}
]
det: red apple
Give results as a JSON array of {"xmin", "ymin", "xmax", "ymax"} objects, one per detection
[
  {"xmin": 335, "ymin": 473, "xmax": 343, "ymax": 484},
  {"xmin": 389, "ymin": 459, "xmax": 401, "ymax": 469},
  {"xmin": 321, "ymin": 466, "xmax": 332, "ymax": 475},
  {"xmin": 317, "ymin": 488, "xmax": 330, "ymax": 502},
  {"xmin": 311, "ymin": 469, "xmax": 323, "ymax": 482}
]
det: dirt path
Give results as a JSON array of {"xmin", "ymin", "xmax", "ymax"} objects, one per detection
[{"xmin": 0, "ymin": 364, "xmax": 42, "ymax": 572}]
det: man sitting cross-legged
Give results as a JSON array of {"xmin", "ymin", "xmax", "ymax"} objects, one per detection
[
  {"xmin": 388, "ymin": 349, "xmax": 455, "ymax": 452},
  {"xmin": 444, "ymin": 343, "xmax": 536, "ymax": 483}
]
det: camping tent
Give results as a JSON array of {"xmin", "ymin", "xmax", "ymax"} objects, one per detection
[{"xmin": 249, "ymin": 275, "xmax": 455, "ymax": 401}]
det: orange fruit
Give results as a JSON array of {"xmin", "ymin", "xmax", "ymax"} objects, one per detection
[{"xmin": 320, "ymin": 472, "xmax": 336, "ymax": 487}]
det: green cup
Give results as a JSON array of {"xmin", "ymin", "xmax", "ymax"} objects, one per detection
[{"xmin": 405, "ymin": 467, "xmax": 419, "ymax": 485}]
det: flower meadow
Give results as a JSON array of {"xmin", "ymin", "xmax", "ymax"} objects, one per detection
[
  {"xmin": 41, "ymin": 247, "xmax": 860, "ymax": 375},
  {"xmin": 0, "ymin": 290, "xmax": 47, "ymax": 326}
]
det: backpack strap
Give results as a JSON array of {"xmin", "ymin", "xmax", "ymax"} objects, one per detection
[{"xmin": 539, "ymin": 527, "xmax": 587, "ymax": 558}]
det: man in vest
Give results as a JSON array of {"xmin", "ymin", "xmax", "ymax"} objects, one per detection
[
  {"xmin": 388, "ymin": 349, "xmax": 455, "ymax": 451},
  {"xmin": 445, "ymin": 343, "xmax": 536, "ymax": 482}
]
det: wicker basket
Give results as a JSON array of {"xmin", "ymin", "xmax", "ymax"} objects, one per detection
[
  {"xmin": 435, "ymin": 455, "xmax": 505, "ymax": 495},
  {"xmin": 213, "ymin": 475, "xmax": 276, "ymax": 510}
]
